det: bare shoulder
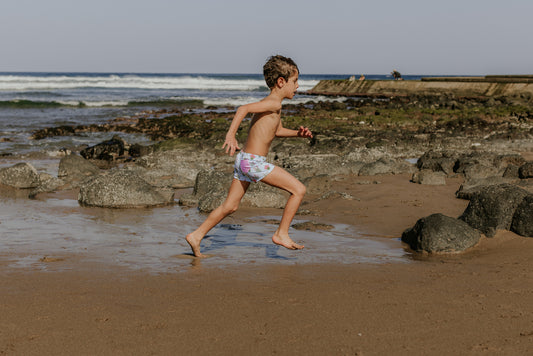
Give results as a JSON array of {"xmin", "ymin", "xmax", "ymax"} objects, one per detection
[{"xmin": 242, "ymin": 95, "xmax": 281, "ymax": 114}]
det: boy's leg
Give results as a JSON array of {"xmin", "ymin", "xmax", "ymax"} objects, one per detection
[
  {"xmin": 260, "ymin": 166, "xmax": 306, "ymax": 250},
  {"xmin": 186, "ymin": 179, "xmax": 250, "ymax": 257}
]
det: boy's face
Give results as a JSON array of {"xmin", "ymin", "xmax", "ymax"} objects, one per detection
[{"xmin": 280, "ymin": 70, "xmax": 299, "ymax": 99}]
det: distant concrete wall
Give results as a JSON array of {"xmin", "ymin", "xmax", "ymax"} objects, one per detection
[{"xmin": 307, "ymin": 79, "xmax": 533, "ymax": 98}]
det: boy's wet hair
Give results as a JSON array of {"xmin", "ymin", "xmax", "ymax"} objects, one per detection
[{"xmin": 263, "ymin": 55, "xmax": 299, "ymax": 89}]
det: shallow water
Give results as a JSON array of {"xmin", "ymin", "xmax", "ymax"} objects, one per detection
[{"xmin": 0, "ymin": 190, "xmax": 409, "ymax": 273}]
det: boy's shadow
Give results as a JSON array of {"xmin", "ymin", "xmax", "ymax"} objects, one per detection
[{"xmin": 188, "ymin": 224, "xmax": 296, "ymax": 260}]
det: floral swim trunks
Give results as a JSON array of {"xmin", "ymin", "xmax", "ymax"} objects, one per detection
[{"xmin": 233, "ymin": 151, "xmax": 275, "ymax": 183}]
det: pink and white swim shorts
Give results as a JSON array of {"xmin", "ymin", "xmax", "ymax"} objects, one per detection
[{"xmin": 233, "ymin": 151, "xmax": 275, "ymax": 183}]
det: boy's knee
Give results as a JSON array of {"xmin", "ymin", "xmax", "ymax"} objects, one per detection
[
  {"xmin": 222, "ymin": 202, "xmax": 239, "ymax": 214},
  {"xmin": 294, "ymin": 183, "xmax": 306, "ymax": 197}
]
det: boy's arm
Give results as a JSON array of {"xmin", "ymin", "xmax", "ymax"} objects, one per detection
[
  {"xmin": 223, "ymin": 99, "xmax": 281, "ymax": 156},
  {"xmin": 276, "ymin": 122, "xmax": 313, "ymax": 138}
]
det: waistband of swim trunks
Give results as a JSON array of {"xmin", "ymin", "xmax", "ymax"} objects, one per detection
[{"xmin": 239, "ymin": 151, "xmax": 267, "ymax": 159}]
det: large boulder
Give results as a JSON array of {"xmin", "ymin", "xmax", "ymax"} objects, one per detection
[
  {"xmin": 401, "ymin": 213, "xmax": 481, "ymax": 253},
  {"xmin": 58, "ymin": 153, "xmax": 100, "ymax": 182},
  {"xmin": 511, "ymin": 195, "xmax": 533, "ymax": 237},
  {"xmin": 459, "ymin": 184, "xmax": 530, "ymax": 237},
  {"xmin": 0, "ymin": 162, "xmax": 40, "ymax": 188},
  {"xmin": 80, "ymin": 135, "xmax": 126, "ymax": 161},
  {"xmin": 78, "ymin": 169, "xmax": 174, "ymax": 208}
]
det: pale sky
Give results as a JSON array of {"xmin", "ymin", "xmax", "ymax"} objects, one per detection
[{"xmin": 1, "ymin": 0, "xmax": 532, "ymax": 75}]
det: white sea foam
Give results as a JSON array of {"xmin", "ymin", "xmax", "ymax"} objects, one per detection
[{"xmin": 0, "ymin": 74, "xmax": 319, "ymax": 92}]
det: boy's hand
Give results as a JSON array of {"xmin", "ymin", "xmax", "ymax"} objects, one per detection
[
  {"xmin": 222, "ymin": 136, "xmax": 240, "ymax": 156},
  {"xmin": 297, "ymin": 126, "xmax": 313, "ymax": 138}
]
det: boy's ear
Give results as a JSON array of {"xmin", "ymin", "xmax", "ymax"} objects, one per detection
[{"xmin": 276, "ymin": 77, "xmax": 286, "ymax": 88}]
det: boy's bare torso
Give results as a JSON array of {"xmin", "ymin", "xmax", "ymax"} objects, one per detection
[{"xmin": 244, "ymin": 107, "xmax": 281, "ymax": 157}]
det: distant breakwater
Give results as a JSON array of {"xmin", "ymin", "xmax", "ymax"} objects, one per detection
[{"xmin": 307, "ymin": 75, "xmax": 533, "ymax": 99}]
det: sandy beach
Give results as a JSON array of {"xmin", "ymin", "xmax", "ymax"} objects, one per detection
[{"xmin": 2, "ymin": 168, "xmax": 532, "ymax": 355}]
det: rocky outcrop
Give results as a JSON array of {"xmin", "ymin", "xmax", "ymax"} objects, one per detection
[
  {"xmin": 459, "ymin": 184, "xmax": 530, "ymax": 237},
  {"xmin": 401, "ymin": 213, "xmax": 481, "ymax": 253},
  {"xmin": 78, "ymin": 169, "xmax": 174, "ymax": 208},
  {"xmin": 0, "ymin": 162, "xmax": 40, "ymax": 188}
]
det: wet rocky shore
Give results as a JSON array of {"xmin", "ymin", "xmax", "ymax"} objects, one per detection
[{"xmin": 1, "ymin": 93, "xmax": 532, "ymax": 254}]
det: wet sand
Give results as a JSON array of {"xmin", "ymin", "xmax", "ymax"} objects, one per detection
[{"xmin": 1, "ymin": 173, "xmax": 533, "ymax": 355}]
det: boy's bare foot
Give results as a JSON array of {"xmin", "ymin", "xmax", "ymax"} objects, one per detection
[
  {"xmin": 272, "ymin": 233, "xmax": 304, "ymax": 250},
  {"xmin": 186, "ymin": 233, "xmax": 204, "ymax": 257}
]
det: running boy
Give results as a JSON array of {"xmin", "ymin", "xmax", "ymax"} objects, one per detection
[{"xmin": 186, "ymin": 55, "xmax": 312, "ymax": 257}]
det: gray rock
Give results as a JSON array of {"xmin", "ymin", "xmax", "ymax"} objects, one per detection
[
  {"xmin": 454, "ymin": 152, "xmax": 499, "ymax": 174},
  {"xmin": 135, "ymin": 148, "xmax": 215, "ymax": 187},
  {"xmin": 462, "ymin": 164, "xmax": 501, "ymax": 180},
  {"xmin": 193, "ymin": 169, "xmax": 231, "ymax": 197},
  {"xmin": 459, "ymin": 184, "xmax": 530, "ymax": 237},
  {"xmin": 29, "ymin": 173, "xmax": 64, "ymax": 198},
  {"xmin": 78, "ymin": 169, "xmax": 174, "ymax": 208},
  {"xmin": 518, "ymin": 162, "xmax": 533, "ymax": 179},
  {"xmin": 197, "ymin": 190, "xmax": 226, "ymax": 213},
  {"xmin": 411, "ymin": 170, "xmax": 446, "ymax": 185},
  {"xmin": 416, "ymin": 150, "xmax": 458, "ymax": 175},
  {"xmin": 401, "ymin": 213, "xmax": 481, "ymax": 253},
  {"xmin": 242, "ymin": 188, "xmax": 287, "ymax": 209},
  {"xmin": 58, "ymin": 154, "xmax": 100, "ymax": 181},
  {"xmin": 511, "ymin": 195, "xmax": 533, "ymax": 237},
  {"xmin": 0, "ymin": 162, "xmax": 40, "ymax": 188},
  {"xmin": 455, "ymin": 176, "xmax": 518, "ymax": 200}
]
